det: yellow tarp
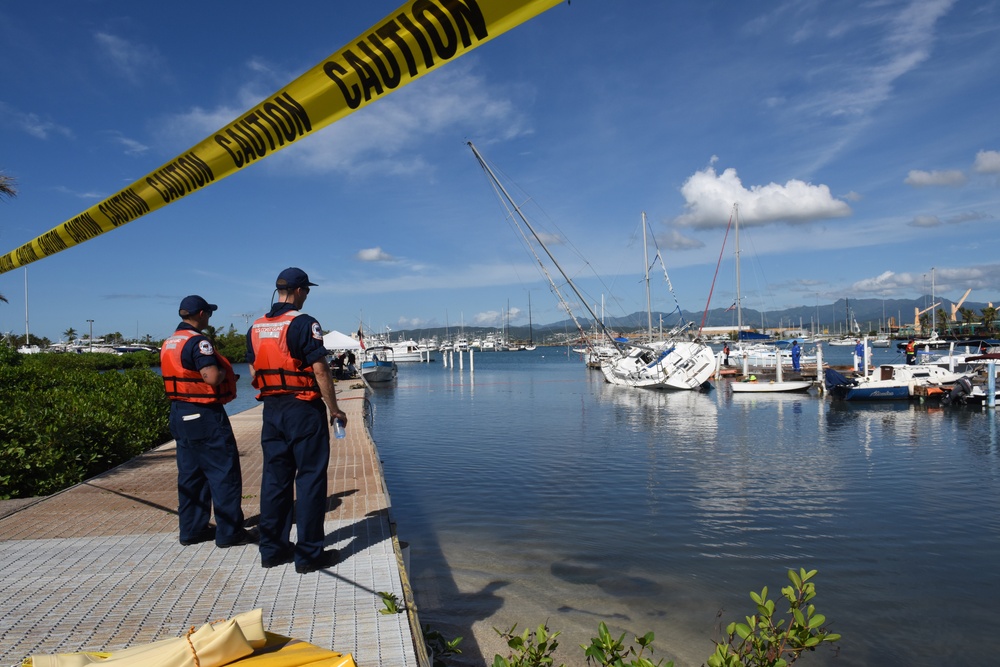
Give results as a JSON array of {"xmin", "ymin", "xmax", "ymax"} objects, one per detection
[{"xmin": 25, "ymin": 610, "xmax": 356, "ymax": 667}]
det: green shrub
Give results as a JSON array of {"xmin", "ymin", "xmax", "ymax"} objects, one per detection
[{"xmin": 0, "ymin": 357, "xmax": 169, "ymax": 499}]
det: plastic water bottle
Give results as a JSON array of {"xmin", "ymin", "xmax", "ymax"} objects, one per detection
[{"xmin": 333, "ymin": 418, "xmax": 346, "ymax": 439}]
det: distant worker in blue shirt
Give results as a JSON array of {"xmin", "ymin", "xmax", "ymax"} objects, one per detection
[
  {"xmin": 854, "ymin": 339, "xmax": 865, "ymax": 373},
  {"xmin": 791, "ymin": 340, "xmax": 801, "ymax": 373},
  {"xmin": 247, "ymin": 268, "xmax": 347, "ymax": 574}
]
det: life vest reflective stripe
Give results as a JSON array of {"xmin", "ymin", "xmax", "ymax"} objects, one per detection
[
  {"xmin": 161, "ymin": 329, "xmax": 237, "ymax": 404},
  {"xmin": 250, "ymin": 310, "xmax": 321, "ymax": 401}
]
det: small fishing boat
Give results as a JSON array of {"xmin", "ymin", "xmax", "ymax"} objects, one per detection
[
  {"xmin": 360, "ymin": 346, "xmax": 398, "ymax": 383},
  {"xmin": 731, "ymin": 349, "xmax": 811, "ymax": 393}
]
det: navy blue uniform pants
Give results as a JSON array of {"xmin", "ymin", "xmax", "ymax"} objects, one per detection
[
  {"xmin": 170, "ymin": 401, "xmax": 246, "ymax": 545},
  {"xmin": 259, "ymin": 396, "xmax": 331, "ymax": 566}
]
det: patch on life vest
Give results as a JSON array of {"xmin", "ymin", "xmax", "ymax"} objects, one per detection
[
  {"xmin": 311, "ymin": 322, "xmax": 323, "ymax": 340},
  {"xmin": 198, "ymin": 339, "xmax": 215, "ymax": 355}
]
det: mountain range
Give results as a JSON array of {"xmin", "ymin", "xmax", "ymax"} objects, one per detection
[{"xmin": 384, "ymin": 296, "xmax": 994, "ymax": 342}]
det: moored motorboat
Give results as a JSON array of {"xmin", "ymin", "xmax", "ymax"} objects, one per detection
[
  {"xmin": 824, "ymin": 363, "xmax": 963, "ymax": 401},
  {"xmin": 731, "ymin": 379, "xmax": 812, "ymax": 393},
  {"xmin": 360, "ymin": 346, "xmax": 398, "ymax": 383}
]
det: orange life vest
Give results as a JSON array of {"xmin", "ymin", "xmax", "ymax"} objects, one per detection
[
  {"xmin": 905, "ymin": 341, "xmax": 915, "ymax": 354},
  {"xmin": 161, "ymin": 328, "xmax": 237, "ymax": 404},
  {"xmin": 249, "ymin": 310, "xmax": 321, "ymax": 401}
]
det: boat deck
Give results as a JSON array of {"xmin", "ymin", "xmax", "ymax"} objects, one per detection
[{"xmin": 0, "ymin": 384, "xmax": 425, "ymax": 666}]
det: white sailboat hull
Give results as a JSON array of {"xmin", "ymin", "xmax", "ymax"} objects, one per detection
[{"xmin": 601, "ymin": 341, "xmax": 716, "ymax": 390}]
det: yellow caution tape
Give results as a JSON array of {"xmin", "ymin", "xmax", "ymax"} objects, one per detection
[{"xmin": 0, "ymin": 0, "xmax": 562, "ymax": 274}]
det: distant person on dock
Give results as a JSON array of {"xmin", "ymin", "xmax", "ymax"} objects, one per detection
[
  {"xmin": 247, "ymin": 267, "xmax": 347, "ymax": 574},
  {"xmin": 161, "ymin": 295, "xmax": 257, "ymax": 549},
  {"xmin": 723, "ymin": 343, "xmax": 730, "ymax": 366},
  {"xmin": 331, "ymin": 352, "xmax": 345, "ymax": 379},
  {"xmin": 346, "ymin": 349, "xmax": 357, "ymax": 377},
  {"xmin": 854, "ymin": 339, "xmax": 865, "ymax": 373},
  {"xmin": 791, "ymin": 340, "xmax": 801, "ymax": 372},
  {"xmin": 905, "ymin": 338, "xmax": 917, "ymax": 365}
]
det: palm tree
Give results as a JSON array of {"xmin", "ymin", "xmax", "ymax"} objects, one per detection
[
  {"xmin": 982, "ymin": 306, "xmax": 997, "ymax": 334},
  {"xmin": 954, "ymin": 307, "xmax": 978, "ymax": 335},
  {"xmin": 935, "ymin": 307, "xmax": 949, "ymax": 334},
  {"xmin": 63, "ymin": 327, "xmax": 78, "ymax": 342},
  {"xmin": 0, "ymin": 173, "xmax": 15, "ymax": 200},
  {"xmin": 0, "ymin": 171, "xmax": 16, "ymax": 304}
]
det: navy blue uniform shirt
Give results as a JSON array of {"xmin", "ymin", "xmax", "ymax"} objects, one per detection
[
  {"xmin": 175, "ymin": 322, "xmax": 220, "ymax": 372},
  {"xmin": 245, "ymin": 302, "xmax": 329, "ymax": 367}
]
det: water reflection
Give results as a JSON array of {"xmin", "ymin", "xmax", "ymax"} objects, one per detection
[{"xmin": 344, "ymin": 352, "xmax": 1000, "ymax": 667}]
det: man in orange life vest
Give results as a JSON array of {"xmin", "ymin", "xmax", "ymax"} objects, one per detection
[
  {"xmin": 247, "ymin": 268, "xmax": 347, "ymax": 574},
  {"xmin": 161, "ymin": 295, "xmax": 257, "ymax": 548}
]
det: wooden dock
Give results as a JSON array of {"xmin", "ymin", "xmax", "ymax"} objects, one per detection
[{"xmin": 0, "ymin": 383, "xmax": 426, "ymax": 666}]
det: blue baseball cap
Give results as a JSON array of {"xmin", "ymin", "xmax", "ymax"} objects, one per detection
[
  {"xmin": 276, "ymin": 267, "xmax": 318, "ymax": 290},
  {"xmin": 179, "ymin": 295, "xmax": 218, "ymax": 316}
]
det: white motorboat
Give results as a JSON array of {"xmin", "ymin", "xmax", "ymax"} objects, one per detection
[
  {"xmin": 731, "ymin": 379, "xmax": 812, "ymax": 393},
  {"xmin": 824, "ymin": 363, "xmax": 964, "ymax": 401},
  {"xmin": 360, "ymin": 346, "xmax": 398, "ymax": 383},
  {"xmin": 730, "ymin": 353, "xmax": 812, "ymax": 393}
]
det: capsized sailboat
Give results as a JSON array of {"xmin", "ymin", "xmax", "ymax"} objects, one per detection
[
  {"xmin": 599, "ymin": 213, "xmax": 716, "ymax": 389},
  {"xmin": 468, "ymin": 145, "xmax": 713, "ymax": 390}
]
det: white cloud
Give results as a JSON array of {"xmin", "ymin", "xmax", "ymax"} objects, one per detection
[
  {"xmin": 657, "ymin": 229, "xmax": 704, "ymax": 250},
  {"xmin": 473, "ymin": 310, "xmax": 502, "ymax": 326},
  {"xmin": 105, "ymin": 131, "xmax": 148, "ymax": 156},
  {"xmin": 277, "ymin": 60, "xmax": 530, "ymax": 176},
  {"xmin": 850, "ymin": 265, "xmax": 1000, "ymax": 296},
  {"xmin": 673, "ymin": 165, "xmax": 852, "ymax": 229},
  {"xmin": 356, "ymin": 247, "xmax": 396, "ymax": 262},
  {"xmin": 756, "ymin": 1, "xmax": 957, "ymax": 173},
  {"xmin": 94, "ymin": 32, "xmax": 163, "ymax": 84},
  {"xmin": 946, "ymin": 211, "xmax": 991, "ymax": 224},
  {"xmin": 904, "ymin": 169, "xmax": 967, "ymax": 187},
  {"xmin": 973, "ymin": 149, "xmax": 1000, "ymax": 174},
  {"xmin": 0, "ymin": 101, "xmax": 72, "ymax": 140},
  {"xmin": 396, "ymin": 316, "xmax": 432, "ymax": 328},
  {"xmin": 909, "ymin": 215, "xmax": 941, "ymax": 227},
  {"xmin": 52, "ymin": 186, "xmax": 103, "ymax": 199},
  {"xmin": 153, "ymin": 59, "xmax": 530, "ymax": 177}
]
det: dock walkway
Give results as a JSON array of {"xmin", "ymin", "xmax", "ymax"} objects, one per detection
[{"xmin": 0, "ymin": 384, "xmax": 425, "ymax": 666}]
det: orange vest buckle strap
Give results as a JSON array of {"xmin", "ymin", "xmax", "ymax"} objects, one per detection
[{"xmin": 161, "ymin": 329, "xmax": 237, "ymax": 405}]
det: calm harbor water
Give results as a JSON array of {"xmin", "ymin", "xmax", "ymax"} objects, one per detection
[{"xmin": 233, "ymin": 346, "xmax": 1000, "ymax": 666}]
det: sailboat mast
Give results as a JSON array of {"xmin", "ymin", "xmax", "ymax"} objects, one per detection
[
  {"xmin": 468, "ymin": 141, "xmax": 619, "ymax": 350},
  {"xmin": 734, "ymin": 204, "xmax": 742, "ymax": 339},
  {"xmin": 931, "ymin": 267, "xmax": 936, "ymax": 333},
  {"xmin": 642, "ymin": 212, "xmax": 652, "ymax": 342},
  {"xmin": 528, "ymin": 292, "xmax": 533, "ymax": 344}
]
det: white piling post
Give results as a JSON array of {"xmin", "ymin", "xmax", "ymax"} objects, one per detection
[
  {"xmin": 864, "ymin": 335, "xmax": 870, "ymax": 379},
  {"xmin": 742, "ymin": 351, "xmax": 749, "ymax": 378},
  {"xmin": 989, "ymin": 361, "xmax": 996, "ymax": 409},
  {"xmin": 470, "ymin": 347, "xmax": 475, "ymax": 373},
  {"xmin": 948, "ymin": 341, "xmax": 956, "ymax": 373},
  {"xmin": 776, "ymin": 351, "xmax": 784, "ymax": 382},
  {"xmin": 815, "ymin": 343, "xmax": 824, "ymax": 394},
  {"xmin": 459, "ymin": 349, "xmax": 464, "ymax": 370}
]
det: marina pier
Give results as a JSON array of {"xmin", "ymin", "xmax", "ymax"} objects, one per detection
[{"xmin": 0, "ymin": 383, "xmax": 425, "ymax": 666}]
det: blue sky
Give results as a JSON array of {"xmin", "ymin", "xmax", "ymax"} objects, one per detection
[{"xmin": 1, "ymin": 0, "xmax": 999, "ymax": 343}]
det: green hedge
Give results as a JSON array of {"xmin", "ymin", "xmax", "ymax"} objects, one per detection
[{"xmin": 0, "ymin": 348, "xmax": 170, "ymax": 499}]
